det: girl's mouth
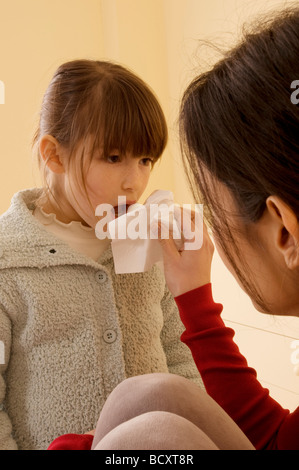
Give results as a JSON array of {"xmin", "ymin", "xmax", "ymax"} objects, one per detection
[{"xmin": 113, "ymin": 202, "xmax": 136, "ymax": 218}]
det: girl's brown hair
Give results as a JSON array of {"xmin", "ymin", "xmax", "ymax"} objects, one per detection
[
  {"xmin": 33, "ymin": 59, "xmax": 168, "ymax": 201},
  {"xmin": 179, "ymin": 7, "xmax": 299, "ymax": 310}
]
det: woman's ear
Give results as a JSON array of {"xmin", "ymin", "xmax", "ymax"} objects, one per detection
[
  {"xmin": 266, "ymin": 196, "xmax": 299, "ymax": 270},
  {"xmin": 39, "ymin": 135, "xmax": 65, "ymax": 174}
]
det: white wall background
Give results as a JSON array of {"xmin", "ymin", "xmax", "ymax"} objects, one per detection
[{"xmin": 0, "ymin": 0, "xmax": 298, "ymax": 411}]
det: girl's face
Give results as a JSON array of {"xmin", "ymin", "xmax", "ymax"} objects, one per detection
[
  {"xmin": 64, "ymin": 147, "xmax": 154, "ymax": 228},
  {"xmin": 42, "ymin": 137, "xmax": 154, "ymax": 229}
]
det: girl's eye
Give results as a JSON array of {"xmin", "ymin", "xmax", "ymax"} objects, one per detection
[
  {"xmin": 140, "ymin": 157, "xmax": 154, "ymax": 166},
  {"xmin": 107, "ymin": 154, "xmax": 121, "ymax": 163}
]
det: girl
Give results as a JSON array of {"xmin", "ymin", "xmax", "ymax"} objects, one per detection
[
  {"xmin": 87, "ymin": 6, "xmax": 299, "ymax": 450},
  {"xmin": 0, "ymin": 60, "xmax": 202, "ymax": 450}
]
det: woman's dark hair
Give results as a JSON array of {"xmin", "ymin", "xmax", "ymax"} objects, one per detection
[{"xmin": 179, "ymin": 6, "xmax": 299, "ymax": 309}]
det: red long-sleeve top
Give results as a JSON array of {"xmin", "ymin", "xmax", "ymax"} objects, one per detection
[
  {"xmin": 48, "ymin": 283, "xmax": 299, "ymax": 450},
  {"xmin": 176, "ymin": 283, "xmax": 299, "ymax": 450}
]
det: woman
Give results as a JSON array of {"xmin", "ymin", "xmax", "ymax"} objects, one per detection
[{"xmin": 90, "ymin": 6, "xmax": 299, "ymax": 450}]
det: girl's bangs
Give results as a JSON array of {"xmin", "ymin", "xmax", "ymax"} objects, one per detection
[{"xmin": 85, "ymin": 80, "xmax": 167, "ymax": 161}]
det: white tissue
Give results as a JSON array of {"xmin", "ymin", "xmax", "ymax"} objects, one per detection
[
  {"xmin": 107, "ymin": 190, "xmax": 183, "ymax": 274},
  {"xmin": 104, "ymin": 189, "xmax": 203, "ymax": 274}
]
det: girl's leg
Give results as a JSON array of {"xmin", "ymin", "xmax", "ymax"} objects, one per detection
[
  {"xmin": 92, "ymin": 373, "xmax": 255, "ymax": 450},
  {"xmin": 94, "ymin": 411, "xmax": 219, "ymax": 450}
]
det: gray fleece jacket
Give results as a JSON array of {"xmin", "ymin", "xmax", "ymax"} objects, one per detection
[{"xmin": 0, "ymin": 189, "xmax": 202, "ymax": 450}]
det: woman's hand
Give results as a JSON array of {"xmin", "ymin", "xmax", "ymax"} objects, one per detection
[{"xmin": 158, "ymin": 208, "xmax": 214, "ymax": 297}]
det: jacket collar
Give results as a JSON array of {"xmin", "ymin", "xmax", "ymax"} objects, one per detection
[{"xmin": 0, "ymin": 188, "xmax": 113, "ymax": 269}]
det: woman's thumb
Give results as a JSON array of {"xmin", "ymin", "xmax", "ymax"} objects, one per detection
[{"xmin": 157, "ymin": 222, "xmax": 181, "ymax": 260}]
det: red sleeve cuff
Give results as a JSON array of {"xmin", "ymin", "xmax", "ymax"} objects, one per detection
[
  {"xmin": 48, "ymin": 433, "xmax": 93, "ymax": 450},
  {"xmin": 175, "ymin": 283, "xmax": 223, "ymax": 331}
]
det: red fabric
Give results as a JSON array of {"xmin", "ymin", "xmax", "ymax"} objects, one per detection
[
  {"xmin": 175, "ymin": 283, "xmax": 299, "ymax": 450},
  {"xmin": 48, "ymin": 433, "xmax": 93, "ymax": 450}
]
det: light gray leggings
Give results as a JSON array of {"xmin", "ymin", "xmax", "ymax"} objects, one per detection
[{"xmin": 91, "ymin": 373, "xmax": 255, "ymax": 450}]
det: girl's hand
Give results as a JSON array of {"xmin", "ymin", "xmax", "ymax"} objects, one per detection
[{"xmin": 158, "ymin": 209, "xmax": 214, "ymax": 297}]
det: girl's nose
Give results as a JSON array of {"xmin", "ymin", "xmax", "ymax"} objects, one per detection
[{"xmin": 121, "ymin": 161, "xmax": 141, "ymax": 191}]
